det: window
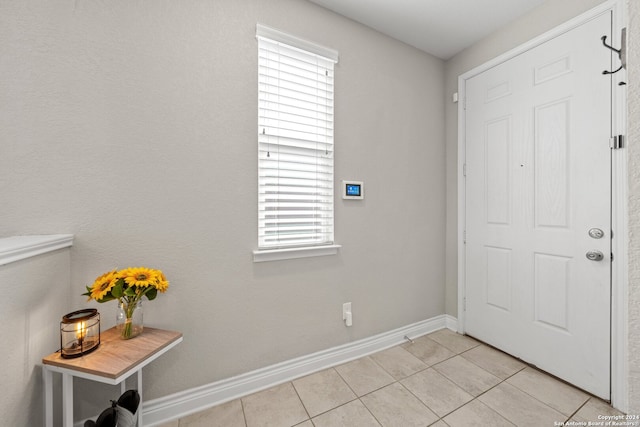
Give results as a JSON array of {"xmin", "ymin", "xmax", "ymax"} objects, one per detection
[{"xmin": 255, "ymin": 25, "xmax": 340, "ymax": 261}]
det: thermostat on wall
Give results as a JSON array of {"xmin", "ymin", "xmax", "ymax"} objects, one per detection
[{"xmin": 342, "ymin": 180, "xmax": 364, "ymax": 200}]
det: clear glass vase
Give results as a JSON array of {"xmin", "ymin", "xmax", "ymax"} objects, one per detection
[{"xmin": 116, "ymin": 300, "xmax": 143, "ymax": 339}]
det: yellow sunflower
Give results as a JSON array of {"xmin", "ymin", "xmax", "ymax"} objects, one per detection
[
  {"xmin": 89, "ymin": 270, "xmax": 118, "ymax": 301},
  {"xmin": 121, "ymin": 267, "xmax": 158, "ymax": 288},
  {"xmin": 154, "ymin": 270, "xmax": 169, "ymax": 293}
]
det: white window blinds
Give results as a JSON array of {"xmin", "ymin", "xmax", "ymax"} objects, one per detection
[{"xmin": 257, "ymin": 25, "xmax": 338, "ymax": 249}]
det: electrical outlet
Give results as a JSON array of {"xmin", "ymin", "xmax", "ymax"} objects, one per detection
[
  {"xmin": 342, "ymin": 302, "xmax": 351, "ymax": 318},
  {"xmin": 343, "ymin": 302, "xmax": 352, "ymax": 326}
]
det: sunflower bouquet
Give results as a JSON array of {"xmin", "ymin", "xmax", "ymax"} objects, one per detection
[{"xmin": 84, "ymin": 267, "xmax": 169, "ymax": 339}]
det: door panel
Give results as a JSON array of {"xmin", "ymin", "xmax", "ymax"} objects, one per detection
[{"xmin": 464, "ymin": 12, "xmax": 611, "ymax": 399}]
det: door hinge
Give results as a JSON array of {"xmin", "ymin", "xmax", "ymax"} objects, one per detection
[
  {"xmin": 611, "ymin": 253, "xmax": 614, "ymax": 262},
  {"xmin": 463, "ymin": 163, "xmax": 467, "ymax": 177},
  {"xmin": 610, "ymin": 135, "xmax": 624, "ymax": 149},
  {"xmin": 463, "ymin": 230, "xmax": 467, "ymax": 244}
]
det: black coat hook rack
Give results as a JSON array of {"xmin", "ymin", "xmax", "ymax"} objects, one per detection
[{"xmin": 602, "ymin": 28, "xmax": 626, "ymax": 85}]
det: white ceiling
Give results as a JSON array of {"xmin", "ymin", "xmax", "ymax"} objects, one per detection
[{"xmin": 308, "ymin": 0, "xmax": 546, "ymax": 59}]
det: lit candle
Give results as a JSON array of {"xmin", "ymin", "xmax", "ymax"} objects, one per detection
[{"xmin": 76, "ymin": 321, "xmax": 86, "ymax": 343}]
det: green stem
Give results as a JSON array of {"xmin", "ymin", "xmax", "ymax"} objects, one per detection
[{"xmin": 119, "ymin": 294, "xmax": 141, "ymax": 339}]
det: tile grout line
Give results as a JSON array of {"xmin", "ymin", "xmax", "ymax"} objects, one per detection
[
  {"xmin": 460, "ymin": 333, "xmax": 604, "ymax": 420},
  {"xmin": 365, "ymin": 353, "xmax": 448, "ymax": 425},
  {"xmin": 290, "ymin": 380, "xmax": 312, "ymax": 422},
  {"xmin": 566, "ymin": 398, "xmax": 592, "ymax": 423},
  {"xmin": 239, "ymin": 396, "xmax": 248, "ymax": 427},
  {"xmin": 409, "ymin": 333, "xmax": 492, "ymax": 422},
  {"xmin": 331, "ymin": 362, "xmax": 386, "ymax": 425},
  {"xmin": 279, "ymin": 336, "xmax": 499, "ymax": 424},
  {"xmin": 356, "ymin": 396, "xmax": 384, "ymax": 427},
  {"xmin": 469, "ymin": 365, "xmax": 584, "ymax": 426},
  {"xmin": 455, "ymin": 335, "xmax": 594, "ymax": 422},
  {"xmin": 459, "ymin": 362, "xmax": 530, "ymax": 425},
  {"xmin": 500, "ymin": 365, "xmax": 593, "ymax": 420},
  {"xmin": 296, "ymin": 367, "xmax": 362, "ymax": 421},
  {"xmin": 361, "ymin": 341, "xmax": 477, "ymax": 420},
  {"xmin": 395, "ymin": 334, "xmax": 489, "ymax": 423},
  {"xmin": 426, "ymin": 334, "xmax": 520, "ymax": 423},
  {"xmin": 333, "ymin": 350, "xmax": 443, "ymax": 426}
]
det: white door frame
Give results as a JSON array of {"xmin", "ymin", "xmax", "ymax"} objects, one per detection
[{"xmin": 456, "ymin": 0, "xmax": 628, "ymax": 411}]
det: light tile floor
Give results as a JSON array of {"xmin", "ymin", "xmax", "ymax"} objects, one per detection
[{"xmin": 156, "ymin": 329, "xmax": 623, "ymax": 427}]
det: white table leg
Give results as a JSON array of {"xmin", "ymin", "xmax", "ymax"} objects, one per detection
[
  {"xmin": 62, "ymin": 373, "xmax": 73, "ymax": 427},
  {"xmin": 137, "ymin": 369, "xmax": 143, "ymax": 427},
  {"xmin": 43, "ymin": 367, "xmax": 52, "ymax": 427}
]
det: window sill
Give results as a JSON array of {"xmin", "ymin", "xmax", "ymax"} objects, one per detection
[{"xmin": 253, "ymin": 244, "xmax": 341, "ymax": 263}]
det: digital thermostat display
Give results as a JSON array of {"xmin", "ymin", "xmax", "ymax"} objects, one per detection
[
  {"xmin": 342, "ymin": 180, "xmax": 364, "ymax": 200},
  {"xmin": 346, "ymin": 184, "xmax": 361, "ymax": 197}
]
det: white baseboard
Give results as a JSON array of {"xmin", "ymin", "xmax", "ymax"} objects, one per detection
[
  {"xmin": 445, "ymin": 314, "xmax": 458, "ymax": 331},
  {"xmin": 142, "ymin": 314, "xmax": 457, "ymax": 426}
]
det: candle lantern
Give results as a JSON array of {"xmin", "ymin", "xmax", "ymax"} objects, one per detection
[{"xmin": 60, "ymin": 309, "xmax": 100, "ymax": 358}]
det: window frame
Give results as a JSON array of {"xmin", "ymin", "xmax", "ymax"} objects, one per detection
[{"xmin": 253, "ymin": 25, "xmax": 340, "ymax": 262}]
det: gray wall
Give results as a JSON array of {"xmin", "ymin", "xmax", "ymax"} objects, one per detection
[
  {"xmin": 0, "ymin": 249, "xmax": 71, "ymax": 427},
  {"xmin": 0, "ymin": 0, "xmax": 445, "ymax": 418}
]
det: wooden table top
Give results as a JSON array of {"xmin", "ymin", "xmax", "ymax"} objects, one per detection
[{"xmin": 42, "ymin": 326, "xmax": 182, "ymax": 379}]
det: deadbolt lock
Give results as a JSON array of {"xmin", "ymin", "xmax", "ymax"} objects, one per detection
[{"xmin": 586, "ymin": 250, "xmax": 604, "ymax": 261}]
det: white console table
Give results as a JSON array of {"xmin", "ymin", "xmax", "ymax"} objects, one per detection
[{"xmin": 42, "ymin": 327, "xmax": 183, "ymax": 427}]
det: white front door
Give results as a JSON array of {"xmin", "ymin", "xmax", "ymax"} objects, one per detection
[{"xmin": 464, "ymin": 11, "xmax": 612, "ymax": 399}]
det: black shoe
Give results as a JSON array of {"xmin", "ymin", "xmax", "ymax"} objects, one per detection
[
  {"xmin": 83, "ymin": 406, "xmax": 117, "ymax": 427},
  {"xmin": 113, "ymin": 389, "xmax": 140, "ymax": 427}
]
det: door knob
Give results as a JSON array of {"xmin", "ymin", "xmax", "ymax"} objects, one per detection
[
  {"xmin": 588, "ymin": 228, "xmax": 605, "ymax": 239},
  {"xmin": 586, "ymin": 250, "xmax": 604, "ymax": 261}
]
